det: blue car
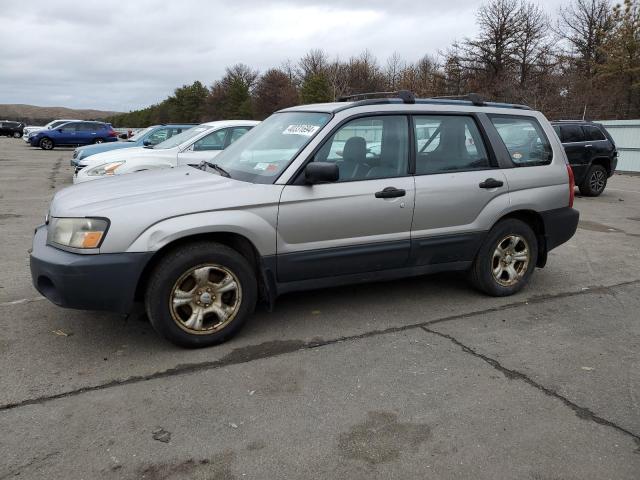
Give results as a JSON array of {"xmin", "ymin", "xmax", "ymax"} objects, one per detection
[
  {"xmin": 29, "ymin": 121, "xmax": 118, "ymax": 150},
  {"xmin": 71, "ymin": 124, "xmax": 195, "ymax": 166}
]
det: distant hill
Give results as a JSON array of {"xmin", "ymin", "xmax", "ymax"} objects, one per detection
[{"xmin": 0, "ymin": 104, "xmax": 122, "ymax": 125}]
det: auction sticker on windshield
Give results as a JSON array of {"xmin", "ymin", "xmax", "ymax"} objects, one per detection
[{"xmin": 282, "ymin": 125, "xmax": 320, "ymax": 136}]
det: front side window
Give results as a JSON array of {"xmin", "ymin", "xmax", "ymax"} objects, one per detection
[
  {"xmin": 210, "ymin": 112, "xmax": 331, "ymax": 183},
  {"xmin": 192, "ymin": 129, "xmax": 227, "ymax": 151},
  {"xmin": 312, "ymin": 115, "xmax": 408, "ymax": 181},
  {"xmin": 491, "ymin": 116, "xmax": 552, "ymax": 166},
  {"xmin": 154, "ymin": 126, "xmax": 208, "ymax": 149},
  {"xmin": 414, "ymin": 115, "xmax": 490, "ymax": 174},
  {"xmin": 60, "ymin": 123, "xmax": 78, "ymax": 133}
]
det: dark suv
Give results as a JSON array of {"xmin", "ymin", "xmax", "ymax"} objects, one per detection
[
  {"xmin": 552, "ymin": 121, "xmax": 617, "ymax": 196},
  {"xmin": 0, "ymin": 121, "xmax": 25, "ymax": 138}
]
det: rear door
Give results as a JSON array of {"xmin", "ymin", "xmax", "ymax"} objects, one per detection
[
  {"xmin": 582, "ymin": 124, "xmax": 610, "ymax": 166},
  {"xmin": 277, "ymin": 115, "xmax": 415, "ymax": 282},
  {"xmin": 558, "ymin": 124, "xmax": 589, "ymax": 183},
  {"xmin": 411, "ymin": 114, "xmax": 508, "ymax": 266}
]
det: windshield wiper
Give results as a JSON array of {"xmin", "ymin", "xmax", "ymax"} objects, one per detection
[{"xmin": 198, "ymin": 161, "xmax": 231, "ymax": 178}]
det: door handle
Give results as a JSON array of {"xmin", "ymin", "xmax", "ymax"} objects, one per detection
[
  {"xmin": 584, "ymin": 144, "xmax": 592, "ymax": 148},
  {"xmin": 479, "ymin": 178, "xmax": 504, "ymax": 189},
  {"xmin": 375, "ymin": 187, "xmax": 406, "ymax": 198}
]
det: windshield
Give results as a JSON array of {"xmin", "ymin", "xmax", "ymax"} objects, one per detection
[
  {"xmin": 211, "ymin": 112, "xmax": 331, "ymax": 183},
  {"xmin": 153, "ymin": 126, "xmax": 208, "ymax": 149},
  {"xmin": 128, "ymin": 126, "xmax": 154, "ymax": 142}
]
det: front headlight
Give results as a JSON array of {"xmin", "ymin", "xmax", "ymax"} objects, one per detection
[
  {"xmin": 47, "ymin": 217, "xmax": 109, "ymax": 249},
  {"xmin": 86, "ymin": 161, "xmax": 125, "ymax": 177}
]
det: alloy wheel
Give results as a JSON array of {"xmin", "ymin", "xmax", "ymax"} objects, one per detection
[
  {"xmin": 589, "ymin": 169, "xmax": 606, "ymax": 193},
  {"xmin": 491, "ymin": 234, "xmax": 530, "ymax": 287},
  {"xmin": 169, "ymin": 264, "xmax": 242, "ymax": 334}
]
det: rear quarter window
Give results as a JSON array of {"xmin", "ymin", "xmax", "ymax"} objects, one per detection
[
  {"xmin": 583, "ymin": 125, "xmax": 606, "ymax": 141},
  {"xmin": 490, "ymin": 115, "xmax": 553, "ymax": 166}
]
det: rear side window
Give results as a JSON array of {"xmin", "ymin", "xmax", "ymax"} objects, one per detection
[
  {"xmin": 414, "ymin": 115, "xmax": 490, "ymax": 174},
  {"xmin": 559, "ymin": 125, "xmax": 585, "ymax": 143},
  {"xmin": 491, "ymin": 116, "xmax": 552, "ymax": 166},
  {"xmin": 583, "ymin": 125, "xmax": 606, "ymax": 141}
]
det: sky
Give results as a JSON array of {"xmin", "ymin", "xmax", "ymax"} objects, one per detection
[{"xmin": 0, "ymin": 0, "xmax": 566, "ymax": 112}]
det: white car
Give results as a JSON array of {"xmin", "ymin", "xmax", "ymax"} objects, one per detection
[
  {"xmin": 23, "ymin": 119, "xmax": 82, "ymax": 142},
  {"xmin": 73, "ymin": 120, "xmax": 259, "ymax": 183}
]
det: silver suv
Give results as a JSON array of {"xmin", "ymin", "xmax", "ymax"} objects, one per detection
[{"xmin": 30, "ymin": 92, "xmax": 579, "ymax": 348}]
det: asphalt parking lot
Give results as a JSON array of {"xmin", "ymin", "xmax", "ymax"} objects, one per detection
[{"xmin": 1, "ymin": 137, "xmax": 639, "ymax": 479}]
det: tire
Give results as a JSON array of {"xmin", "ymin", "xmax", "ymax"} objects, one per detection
[
  {"xmin": 469, "ymin": 219, "xmax": 538, "ymax": 297},
  {"xmin": 13, "ymin": 132, "xmax": 21, "ymax": 138},
  {"xmin": 579, "ymin": 164, "xmax": 607, "ymax": 197},
  {"xmin": 145, "ymin": 241, "xmax": 257, "ymax": 348},
  {"xmin": 39, "ymin": 137, "xmax": 54, "ymax": 150},
  {"xmin": 93, "ymin": 138, "xmax": 104, "ymax": 144}
]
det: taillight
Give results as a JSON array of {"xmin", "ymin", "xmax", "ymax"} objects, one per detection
[
  {"xmin": 108, "ymin": 129, "xmax": 117, "ymax": 137},
  {"xmin": 567, "ymin": 164, "xmax": 575, "ymax": 208}
]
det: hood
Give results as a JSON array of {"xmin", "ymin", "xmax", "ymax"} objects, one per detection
[
  {"xmin": 50, "ymin": 166, "xmax": 259, "ymax": 218},
  {"xmin": 79, "ymin": 146, "xmax": 167, "ymax": 166},
  {"xmin": 77, "ymin": 141, "xmax": 138, "ymax": 157}
]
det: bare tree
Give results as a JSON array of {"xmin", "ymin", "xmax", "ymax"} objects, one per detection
[
  {"xmin": 557, "ymin": 0, "xmax": 614, "ymax": 77},
  {"xmin": 462, "ymin": 0, "xmax": 524, "ymax": 97},
  {"xmin": 385, "ymin": 52, "xmax": 405, "ymax": 90},
  {"xmin": 514, "ymin": 2, "xmax": 551, "ymax": 88}
]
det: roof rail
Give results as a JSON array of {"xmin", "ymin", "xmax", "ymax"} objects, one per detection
[
  {"xmin": 333, "ymin": 91, "xmax": 531, "ymax": 112},
  {"xmin": 430, "ymin": 93, "xmax": 485, "ymax": 106},
  {"xmin": 338, "ymin": 90, "xmax": 416, "ymax": 104}
]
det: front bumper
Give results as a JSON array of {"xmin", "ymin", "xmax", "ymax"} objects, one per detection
[
  {"xmin": 540, "ymin": 207, "xmax": 580, "ymax": 253},
  {"xmin": 30, "ymin": 225, "xmax": 153, "ymax": 313}
]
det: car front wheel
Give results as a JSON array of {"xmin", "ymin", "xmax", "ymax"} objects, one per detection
[
  {"xmin": 579, "ymin": 164, "xmax": 607, "ymax": 197},
  {"xmin": 145, "ymin": 241, "xmax": 257, "ymax": 348},
  {"xmin": 469, "ymin": 219, "xmax": 537, "ymax": 296},
  {"xmin": 13, "ymin": 132, "xmax": 21, "ymax": 138},
  {"xmin": 39, "ymin": 138, "xmax": 54, "ymax": 150}
]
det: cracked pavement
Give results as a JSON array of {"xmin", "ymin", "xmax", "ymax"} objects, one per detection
[{"xmin": 1, "ymin": 137, "xmax": 639, "ymax": 479}]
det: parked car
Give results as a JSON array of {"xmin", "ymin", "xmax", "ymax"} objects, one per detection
[
  {"xmin": 0, "ymin": 121, "xmax": 26, "ymax": 138},
  {"xmin": 71, "ymin": 124, "xmax": 196, "ymax": 166},
  {"xmin": 31, "ymin": 92, "xmax": 578, "ymax": 348},
  {"xmin": 73, "ymin": 120, "xmax": 258, "ymax": 183},
  {"xmin": 23, "ymin": 119, "xmax": 82, "ymax": 142},
  {"xmin": 551, "ymin": 120, "xmax": 617, "ymax": 196},
  {"xmin": 28, "ymin": 121, "xmax": 118, "ymax": 150}
]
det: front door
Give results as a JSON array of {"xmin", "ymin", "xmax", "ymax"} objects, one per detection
[
  {"xmin": 277, "ymin": 115, "xmax": 415, "ymax": 282},
  {"xmin": 411, "ymin": 114, "xmax": 509, "ymax": 266}
]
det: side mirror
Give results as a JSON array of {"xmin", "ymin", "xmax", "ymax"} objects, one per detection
[
  {"xmin": 142, "ymin": 139, "xmax": 152, "ymax": 146},
  {"xmin": 305, "ymin": 162, "xmax": 339, "ymax": 184}
]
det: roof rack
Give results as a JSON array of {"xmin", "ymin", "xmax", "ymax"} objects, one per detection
[
  {"xmin": 429, "ymin": 93, "xmax": 485, "ymax": 106},
  {"xmin": 338, "ymin": 90, "xmax": 416, "ymax": 104},
  {"xmin": 334, "ymin": 91, "xmax": 531, "ymax": 112}
]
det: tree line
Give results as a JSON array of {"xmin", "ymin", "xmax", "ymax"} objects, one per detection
[{"xmin": 108, "ymin": 0, "xmax": 640, "ymax": 127}]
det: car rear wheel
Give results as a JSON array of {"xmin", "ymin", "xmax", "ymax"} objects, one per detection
[
  {"xmin": 579, "ymin": 164, "xmax": 607, "ymax": 197},
  {"xmin": 93, "ymin": 138, "xmax": 105, "ymax": 144},
  {"xmin": 39, "ymin": 138, "xmax": 54, "ymax": 150},
  {"xmin": 469, "ymin": 219, "xmax": 537, "ymax": 296},
  {"xmin": 145, "ymin": 241, "xmax": 257, "ymax": 348}
]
